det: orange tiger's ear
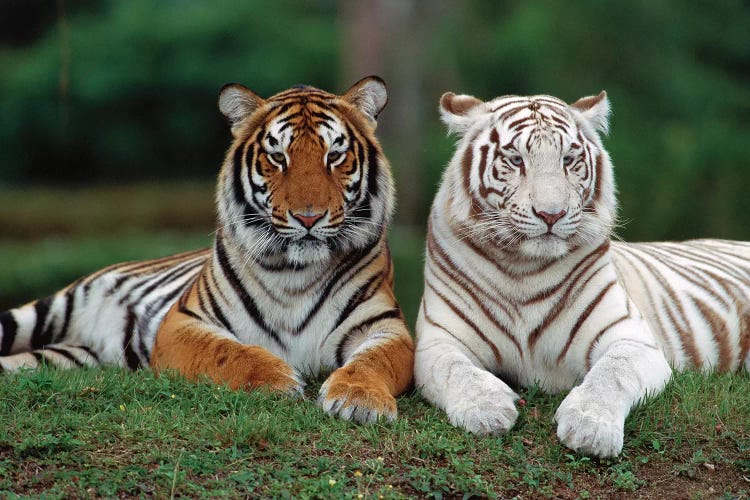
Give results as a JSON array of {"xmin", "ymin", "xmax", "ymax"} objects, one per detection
[
  {"xmin": 343, "ymin": 76, "xmax": 388, "ymax": 125},
  {"xmin": 218, "ymin": 83, "xmax": 266, "ymax": 134},
  {"xmin": 439, "ymin": 92, "xmax": 485, "ymax": 136},
  {"xmin": 570, "ymin": 91, "xmax": 610, "ymax": 135}
]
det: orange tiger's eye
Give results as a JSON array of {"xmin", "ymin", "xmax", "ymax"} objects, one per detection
[
  {"xmin": 327, "ymin": 151, "xmax": 343, "ymax": 164},
  {"xmin": 269, "ymin": 152, "xmax": 286, "ymax": 164}
]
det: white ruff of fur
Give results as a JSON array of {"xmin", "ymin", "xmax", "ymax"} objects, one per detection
[{"xmin": 416, "ymin": 91, "xmax": 750, "ymax": 458}]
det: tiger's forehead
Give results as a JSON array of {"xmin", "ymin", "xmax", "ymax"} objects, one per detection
[
  {"xmin": 262, "ymin": 95, "xmax": 348, "ymax": 148},
  {"xmin": 485, "ymin": 94, "xmax": 577, "ymax": 142}
]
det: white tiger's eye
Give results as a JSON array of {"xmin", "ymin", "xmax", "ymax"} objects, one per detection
[
  {"xmin": 563, "ymin": 155, "xmax": 575, "ymax": 167},
  {"xmin": 509, "ymin": 155, "xmax": 524, "ymax": 167}
]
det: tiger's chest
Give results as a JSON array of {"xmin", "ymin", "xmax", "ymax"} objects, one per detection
[
  {"xmin": 220, "ymin": 267, "xmax": 370, "ymax": 375},
  {"xmin": 485, "ymin": 258, "xmax": 633, "ymax": 392}
]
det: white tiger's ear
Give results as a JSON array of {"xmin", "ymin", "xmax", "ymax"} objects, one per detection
[
  {"xmin": 440, "ymin": 92, "xmax": 485, "ymax": 136},
  {"xmin": 570, "ymin": 91, "xmax": 610, "ymax": 135},
  {"xmin": 343, "ymin": 76, "xmax": 388, "ymax": 125},
  {"xmin": 218, "ymin": 83, "xmax": 266, "ymax": 132}
]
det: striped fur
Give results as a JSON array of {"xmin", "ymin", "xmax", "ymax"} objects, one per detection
[
  {"xmin": 415, "ymin": 90, "xmax": 750, "ymax": 457},
  {"xmin": 0, "ymin": 77, "xmax": 414, "ymax": 424}
]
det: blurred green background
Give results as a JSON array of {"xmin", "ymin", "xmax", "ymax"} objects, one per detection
[{"xmin": 1, "ymin": 0, "xmax": 748, "ymax": 325}]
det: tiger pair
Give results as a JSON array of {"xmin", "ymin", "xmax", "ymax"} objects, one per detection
[{"xmin": 1, "ymin": 78, "xmax": 748, "ymax": 459}]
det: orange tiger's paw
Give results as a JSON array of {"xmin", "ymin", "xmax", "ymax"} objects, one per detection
[
  {"xmin": 317, "ymin": 366, "xmax": 397, "ymax": 424},
  {"xmin": 225, "ymin": 346, "xmax": 305, "ymax": 397}
]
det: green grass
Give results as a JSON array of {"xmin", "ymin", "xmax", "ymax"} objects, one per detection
[{"xmin": 0, "ymin": 369, "xmax": 747, "ymax": 498}]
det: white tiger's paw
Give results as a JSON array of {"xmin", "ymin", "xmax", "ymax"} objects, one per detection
[
  {"xmin": 444, "ymin": 372, "xmax": 519, "ymax": 435},
  {"xmin": 554, "ymin": 386, "xmax": 625, "ymax": 458}
]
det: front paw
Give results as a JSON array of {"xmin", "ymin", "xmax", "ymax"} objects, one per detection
[
  {"xmin": 445, "ymin": 371, "xmax": 519, "ymax": 435},
  {"xmin": 555, "ymin": 386, "xmax": 624, "ymax": 458},
  {"xmin": 233, "ymin": 346, "xmax": 305, "ymax": 397},
  {"xmin": 318, "ymin": 366, "xmax": 397, "ymax": 424}
]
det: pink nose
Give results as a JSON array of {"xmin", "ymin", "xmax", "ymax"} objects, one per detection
[
  {"xmin": 292, "ymin": 212, "xmax": 325, "ymax": 229},
  {"xmin": 533, "ymin": 208, "xmax": 566, "ymax": 227}
]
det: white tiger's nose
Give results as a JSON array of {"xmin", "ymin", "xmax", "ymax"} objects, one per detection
[{"xmin": 532, "ymin": 207, "xmax": 566, "ymax": 227}]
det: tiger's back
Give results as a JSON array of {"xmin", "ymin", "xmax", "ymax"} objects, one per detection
[
  {"xmin": 0, "ymin": 249, "xmax": 209, "ymax": 371},
  {"xmin": 613, "ymin": 239, "xmax": 750, "ymax": 372}
]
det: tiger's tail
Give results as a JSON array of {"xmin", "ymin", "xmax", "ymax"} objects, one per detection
[{"xmin": 0, "ymin": 287, "xmax": 101, "ymax": 372}]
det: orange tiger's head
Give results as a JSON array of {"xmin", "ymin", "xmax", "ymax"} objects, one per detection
[
  {"xmin": 216, "ymin": 77, "xmax": 394, "ymax": 265},
  {"xmin": 439, "ymin": 91, "xmax": 616, "ymax": 260}
]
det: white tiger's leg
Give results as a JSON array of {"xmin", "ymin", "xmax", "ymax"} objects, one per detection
[
  {"xmin": 554, "ymin": 320, "xmax": 672, "ymax": 457},
  {"xmin": 415, "ymin": 319, "xmax": 519, "ymax": 435}
]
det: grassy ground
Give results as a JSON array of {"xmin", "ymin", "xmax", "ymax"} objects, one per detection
[{"xmin": 0, "ymin": 368, "xmax": 747, "ymax": 498}]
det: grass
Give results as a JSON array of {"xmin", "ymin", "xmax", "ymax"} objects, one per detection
[{"xmin": 0, "ymin": 368, "xmax": 747, "ymax": 498}]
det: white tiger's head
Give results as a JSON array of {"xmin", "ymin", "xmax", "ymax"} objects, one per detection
[{"xmin": 439, "ymin": 91, "xmax": 617, "ymax": 259}]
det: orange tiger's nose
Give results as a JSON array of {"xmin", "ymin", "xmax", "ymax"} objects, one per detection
[{"xmin": 292, "ymin": 211, "xmax": 325, "ymax": 229}]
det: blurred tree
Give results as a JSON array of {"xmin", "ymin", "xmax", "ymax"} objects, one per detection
[
  {"xmin": 340, "ymin": 0, "xmax": 441, "ymax": 228},
  {"xmin": 0, "ymin": 0, "xmax": 339, "ymax": 184}
]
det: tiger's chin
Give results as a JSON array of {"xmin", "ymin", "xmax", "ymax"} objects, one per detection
[
  {"xmin": 518, "ymin": 235, "xmax": 571, "ymax": 260},
  {"xmin": 285, "ymin": 239, "xmax": 333, "ymax": 266}
]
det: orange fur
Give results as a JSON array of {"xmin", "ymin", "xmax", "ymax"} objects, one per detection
[
  {"xmin": 151, "ymin": 287, "xmax": 298, "ymax": 392},
  {"xmin": 321, "ymin": 334, "xmax": 414, "ymax": 412}
]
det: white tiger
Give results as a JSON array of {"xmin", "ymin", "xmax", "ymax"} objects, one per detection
[{"xmin": 414, "ymin": 90, "xmax": 750, "ymax": 457}]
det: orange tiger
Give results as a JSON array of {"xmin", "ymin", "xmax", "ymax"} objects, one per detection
[{"xmin": 0, "ymin": 77, "xmax": 414, "ymax": 423}]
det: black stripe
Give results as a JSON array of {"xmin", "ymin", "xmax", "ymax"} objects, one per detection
[
  {"xmin": 335, "ymin": 309, "xmax": 401, "ymax": 367},
  {"xmin": 122, "ymin": 258, "xmax": 202, "ymax": 306},
  {"xmin": 232, "ymin": 144, "xmax": 247, "ymax": 205},
  {"xmin": 215, "ymin": 236, "xmax": 286, "ymax": 349},
  {"xmin": 344, "ymin": 135, "xmax": 363, "ymax": 191},
  {"xmin": 32, "ymin": 351, "xmax": 46, "ymax": 366},
  {"xmin": 250, "ymin": 151, "xmax": 269, "ymax": 195},
  {"xmin": 366, "ymin": 139, "xmax": 380, "ymax": 198},
  {"xmin": 31, "ymin": 297, "xmax": 53, "ymax": 350},
  {"xmin": 122, "ymin": 310, "xmax": 142, "ymax": 369},
  {"xmin": 138, "ymin": 283, "xmax": 189, "ymax": 363},
  {"xmin": 55, "ymin": 289, "xmax": 76, "ymax": 343},
  {"xmin": 45, "ymin": 346, "xmax": 83, "ymax": 366},
  {"xmin": 205, "ymin": 284, "xmax": 233, "ymax": 332},
  {"xmin": 106, "ymin": 274, "xmax": 133, "ymax": 297},
  {"xmin": 257, "ymin": 260, "xmax": 308, "ymax": 272},
  {"xmin": 330, "ymin": 273, "xmax": 384, "ymax": 333},
  {"xmin": 178, "ymin": 306, "xmax": 202, "ymax": 321},
  {"xmin": 76, "ymin": 345, "xmax": 101, "ymax": 364},
  {"xmin": 294, "ymin": 244, "xmax": 381, "ymax": 334},
  {"xmin": 0, "ymin": 310, "xmax": 18, "ymax": 355}
]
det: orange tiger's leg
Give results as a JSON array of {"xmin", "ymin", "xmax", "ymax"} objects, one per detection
[
  {"xmin": 319, "ymin": 318, "xmax": 414, "ymax": 424},
  {"xmin": 151, "ymin": 300, "xmax": 303, "ymax": 395}
]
